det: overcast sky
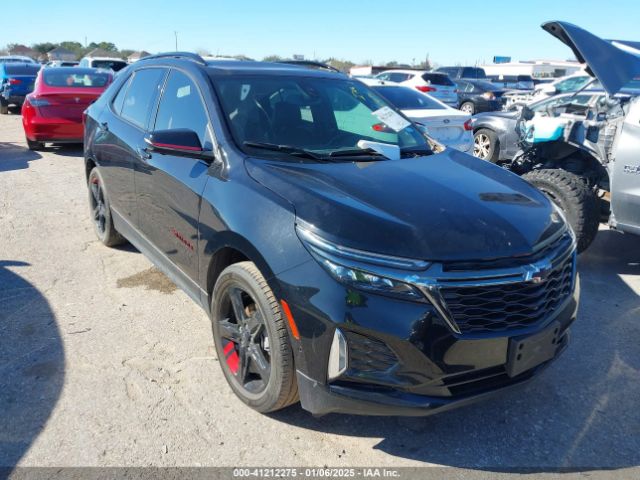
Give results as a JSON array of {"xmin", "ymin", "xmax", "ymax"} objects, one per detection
[{"xmin": 3, "ymin": 0, "xmax": 639, "ymax": 65}]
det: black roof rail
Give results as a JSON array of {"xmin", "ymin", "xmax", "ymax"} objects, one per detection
[
  {"xmin": 276, "ymin": 60, "xmax": 342, "ymax": 73},
  {"xmin": 140, "ymin": 51, "xmax": 206, "ymax": 65}
]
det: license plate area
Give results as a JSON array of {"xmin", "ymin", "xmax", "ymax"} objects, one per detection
[{"xmin": 507, "ymin": 322, "xmax": 561, "ymax": 377}]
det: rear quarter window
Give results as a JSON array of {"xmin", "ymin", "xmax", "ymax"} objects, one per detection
[{"xmin": 111, "ymin": 75, "xmax": 132, "ymax": 115}]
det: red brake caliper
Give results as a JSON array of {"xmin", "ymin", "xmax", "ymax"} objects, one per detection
[{"xmin": 223, "ymin": 341, "xmax": 239, "ymax": 375}]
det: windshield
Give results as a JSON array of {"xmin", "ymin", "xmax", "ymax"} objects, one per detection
[
  {"xmin": 43, "ymin": 69, "xmax": 111, "ymax": 88},
  {"xmin": 531, "ymin": 93, "xmax": 595, "ymax": 112},
  {"xmin": 91, "ymin": 60, "xmax": 127, "ymax": 72},
  {"xmin": 213, "ymin": 75, "xmax": 430, "ymax": 157},
  {"xmin": 372, "ymin": 86, "xmax": 446, "ymax": 110}
]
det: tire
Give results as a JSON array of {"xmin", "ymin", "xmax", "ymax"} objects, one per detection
[
  {"xmin": 211, "ymin": 261, "xmax": 298, "ymax": 413},
  {"xmin": 87, "ymin": 167, "xmax": 126, "ymax": 247},
  {"xmin": 460, "ymin": 101, "xmax": 475, "ymax": 115},
  {"xmin": 27, "ymin": 138, "xmax": 44, "ymax": 151},
  {"xmin": 473, "ymin": 128, "xmax": 499, "ymax": 162},
  {"xmin": 0, "ymin": 102, "xmax": 8, "ymax": 115},
  {"xmin": 522, "ymin": 169, "xmax": 600, "ymax": 253}
]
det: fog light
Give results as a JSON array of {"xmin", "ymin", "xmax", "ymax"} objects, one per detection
[{"xmin": 327, "ymin": 328, "xmax": 348, "ymax": 381}]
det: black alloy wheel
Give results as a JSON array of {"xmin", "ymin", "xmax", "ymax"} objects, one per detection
[
  {"xmin": 212, "ymin": 262, "xmax": 298, "ymax": 412},
  {"xmin": 89, "ymin": 175, "xmax": 107, "ymax": 237},
  {"xmin": 218, "ymin": 285, "xmax": 272, "ymax": 395},
  {"xmin": 87, "ymin": 168, "xmax": 125, "ymax": 247}
]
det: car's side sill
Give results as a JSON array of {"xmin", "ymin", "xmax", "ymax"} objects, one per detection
[{"xmin": 111, "ymin": 208, "xmax": 208, "ymax": 311}]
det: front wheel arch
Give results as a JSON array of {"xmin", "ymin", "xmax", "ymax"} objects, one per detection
[
  {"xmin": 522, "ymin": 168, "xmax": 600, "ymax": 253},
  {"xmin": 203, "ymin": 233, "xmax": 280, "ymax": 301},
  {"xmin": 85, "ymin": 157, "xmax": 97, "ymax": 182},
  {"xmin": 473, "ymin": 128, "xmax": 500, "ymax": 162}
]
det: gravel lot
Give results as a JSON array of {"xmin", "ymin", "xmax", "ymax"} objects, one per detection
[{"xmin": 1, "ymin": 110, "xmax": 639, "ymax": 473}]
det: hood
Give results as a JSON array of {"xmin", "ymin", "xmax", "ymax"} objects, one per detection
[
  {"xmin": 542, "ymin": 21, "xmax": 640, "ymax": 95},
  {"xmin": 245, "ymin": 150, "xmax": 564, "ymax": 262}
]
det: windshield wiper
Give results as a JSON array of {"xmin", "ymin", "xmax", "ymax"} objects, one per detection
[
  {"xmin": 399, "ymin": 146, "xmax": 434, "ymax": 158},
  {"xmin": 243, "ymin": 141, "xmax": 325, "ymax": 160},
  {"xmin": 327, "ymin": 147, "xmax": 387, "ymax": 158}
]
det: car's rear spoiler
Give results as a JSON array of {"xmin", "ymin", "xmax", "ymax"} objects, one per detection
[{"xmin": 542, "ymin": 21, "xmax": 640, "ymax": 95}]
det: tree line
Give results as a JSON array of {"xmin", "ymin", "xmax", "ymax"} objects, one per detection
[
  {"xmin": 1, "ymin": 41, "xmax": 136, "ymax": 61},
  {"xmin": 2, "ymin": 41, "xmax": 432, "ymax": 72}
]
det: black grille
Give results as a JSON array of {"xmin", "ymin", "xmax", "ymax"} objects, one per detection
[
  {"xmin": 441, "ymin": 254, "xmax": 575, "ymax": 334},
  {"xmin": 344, "ymin": 331, "xmax": 398, "ymax": 373}
]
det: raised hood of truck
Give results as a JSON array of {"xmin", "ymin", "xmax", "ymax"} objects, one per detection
[{"xmin": 542, "ymin": 21, "xmax": 640, "ymax": 95}]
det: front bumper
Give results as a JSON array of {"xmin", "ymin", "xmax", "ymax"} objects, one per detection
[
  {"xmin": 296, "ymin": 354, "xmax": 559, "ymax": 416},
  {"xmin": 275, "ymin": 231, "xmax": 579, "ymax": 416},
  {"xmin": 294, "ymin": 291, "xmax": 575, "ymax": 416}
]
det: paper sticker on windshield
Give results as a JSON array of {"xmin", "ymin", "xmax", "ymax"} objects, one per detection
[
  {"xmin": 372, "ymin": 106, "xmax": 411, "ymax": 132},
  {"xmin": 177, "ymin": 85, "xmax": 191, "ymax": 98}
]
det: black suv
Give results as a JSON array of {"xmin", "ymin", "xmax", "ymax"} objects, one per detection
[{"xmin": 84, "ymin": 53, "xmax": 579, "ymax": 416}]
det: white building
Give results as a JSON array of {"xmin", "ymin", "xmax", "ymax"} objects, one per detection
[{"xmin": 480, "ymin": 60, "xmax": 583, "ymax": 79}]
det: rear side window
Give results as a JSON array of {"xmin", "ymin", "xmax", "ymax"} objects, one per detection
[
  {"xmin": 461, "ymin": 67, "xmax": 486, "ymax": 79},
  {"xmin": 154, "ymin": 70, "xmax": 210, "ymax": 147},
  {"xmin": 5, "ymin": 64, "xmax": 40, "ymax": 75},
  {"xmin": 422, "ymin": 73, "xmax": 454, "ymax": 86},
  {"xmin": 388, "ymin": 72, "xmax": 411, "ymax": 83},
  {"xmin": 112, "ymin": 76, "xmax": 131, "ymax": 115},
  {"xmin": 119, "ymin": 68, "xmax": 166, "ymax": 129},
  {"xmin": 456, "ymin": 81, "xmax": 471, "ymax": 93}
]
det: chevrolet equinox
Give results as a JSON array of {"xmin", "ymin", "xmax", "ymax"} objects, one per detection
[{"xmin": 83, "ymin": 53, "xmax": 579, "ymax": 416}]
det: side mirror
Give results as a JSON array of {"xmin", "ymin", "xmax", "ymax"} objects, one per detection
[{"xmin": 146, "ymin": 129, "xmax": 211, "ymax": 160}]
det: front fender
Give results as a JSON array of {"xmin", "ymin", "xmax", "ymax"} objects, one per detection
[{"xmin": 196, "ymin": 173, "xmax": 311, "ymax": 307}]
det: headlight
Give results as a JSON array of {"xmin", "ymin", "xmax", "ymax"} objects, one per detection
[
  {"xmin": 482, "ymin": 92, "xmax": 496, "ymax": 100},
  {"xmin": 321, "ymin": 257, "xmax": 422, "ymax": 300},
  {"xmin": 296, "ymin": 225, "xmax": 427, "ymax": 301}
]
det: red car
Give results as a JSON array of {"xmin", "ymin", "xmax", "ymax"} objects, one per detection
[{"xmin": 22, "ymin": 67, "xmax": 113, "ymax": 150}]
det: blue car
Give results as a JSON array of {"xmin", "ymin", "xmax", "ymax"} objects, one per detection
[{"xmin": 0, "ymin": 62, "xmax": 40, "ymax": 114}]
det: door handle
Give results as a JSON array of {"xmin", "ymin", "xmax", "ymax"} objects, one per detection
[{"xmin": 137, "ymin": 146, "xmax": 152, "ymax": 162}]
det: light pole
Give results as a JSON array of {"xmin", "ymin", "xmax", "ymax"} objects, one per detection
[{"xmin": 174, "ymin": 31, "xmax": 178, "ymax": 51}]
